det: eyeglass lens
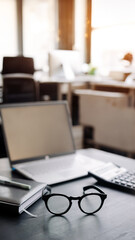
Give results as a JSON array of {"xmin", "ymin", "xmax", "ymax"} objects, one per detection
[
  {"xmin": 80, "ymin": 194, "xmax": 102, "ymax": 214},
  {"xmin": 47, "ymin": 195, "xmax": 70, "ymax": 215}
]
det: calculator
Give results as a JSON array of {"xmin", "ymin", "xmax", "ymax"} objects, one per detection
[{"xmin": 88, "ymin": 162, "xmax": 135, "ymax": 193}]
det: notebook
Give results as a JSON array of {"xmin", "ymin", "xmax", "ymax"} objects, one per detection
[
  {"xmin": 0, "ymin": 176, "xmax": 46, "ymax": 215},
  {"xmin": 0, "ymin": 101, "xmax": 102, "ymax": 184}
]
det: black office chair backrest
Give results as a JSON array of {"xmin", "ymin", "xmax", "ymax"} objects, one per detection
[
  {"xmin": 2, "ymin": 56, "xmax": 35, "ymax": 75},
  {"xmin": 3, "ymin": 77, "xmax": 37, "ymax": 103}
]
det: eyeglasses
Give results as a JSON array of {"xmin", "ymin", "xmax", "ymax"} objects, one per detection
[{"xmin": 42, "ymin": 185, "xmax": 107, "ymax": 216}]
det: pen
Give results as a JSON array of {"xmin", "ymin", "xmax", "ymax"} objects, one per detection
[{"xmin": 0, "ymin": 176, "xmax": 31, "ymax": 190}]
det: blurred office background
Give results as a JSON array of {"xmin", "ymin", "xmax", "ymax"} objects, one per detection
[
  {"xmin": 1, "ymin": 0, "xmax": 135, "ymax": 72},
  {"xmin": 1, "ymin": 0, "xmax": 135, "ymax": 158}
]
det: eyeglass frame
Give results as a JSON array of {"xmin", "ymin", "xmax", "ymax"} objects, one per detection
[{"xmin": 42, "ymin": 185, "xmax": 107, "ymax": 216}]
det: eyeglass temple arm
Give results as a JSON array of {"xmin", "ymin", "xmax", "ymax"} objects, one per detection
[
  {"xmin": 42, "ymin": 185, "xmax": 51, "ymax": 197},
  {"xmin": 83, "ymin": 185, "xmax": 105, "ymax": 194}
]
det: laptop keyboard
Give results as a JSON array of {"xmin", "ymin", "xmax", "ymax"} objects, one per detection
[
  {"xmin": 18, "ymin": 154, "xmax": 82, "ymax": 175},
  {"xmin": 17, "ymin": 154, "xmax": 88, "ymax": 184}
]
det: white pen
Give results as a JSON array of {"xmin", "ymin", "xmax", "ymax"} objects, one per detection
[{"xmin": 0, "ymin": 176, "xmax": 31, "ymax": 190}]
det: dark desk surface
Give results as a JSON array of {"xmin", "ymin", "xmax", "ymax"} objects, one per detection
[{"xmin": 0, "ymin": 148, "xmax": 135, "ymax": 240}]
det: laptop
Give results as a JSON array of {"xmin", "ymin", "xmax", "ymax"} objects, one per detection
[{"xmin": 0, "ymin": 101, "xmax": 102, "ymax": 184}]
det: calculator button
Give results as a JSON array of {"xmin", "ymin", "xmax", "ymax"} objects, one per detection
[
  {"xmin": 126, "ymin": 183, "xmax": 133, "ymax": 187},
  {"xmin": 114, "ymin": 180, "xmax": 121, "ymax": 184},
  {"xmin": 120, "ymin": 181, "xmax": 127, "ymax": 185},
  {"xmin": 131, "ymin": 181, "xmax": 135, "ymax": 184}
]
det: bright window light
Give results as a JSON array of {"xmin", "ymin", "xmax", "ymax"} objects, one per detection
[
  {"xmin": 23, "ymin": 0, "xmax": 56, "ymax": 71},
  {"xmin": 91, "ymin": 0, "xmax": 135, "ymax": 74},
  {"xmin": 0, "ymin": 0, "xmax": 17, "ymax": 71}
]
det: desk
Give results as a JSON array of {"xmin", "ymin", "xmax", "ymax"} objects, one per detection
[
  {"xmin": 36, "ymin": 73, "xmax": 135, "ymax": 109},
  {"xmin": 1, "ymin": 72, "xmax": 135, "ymax": 108},
  {"xmin": 34, "ymin": 72, "xmax": 90, "ymax": 109},
  {"xmin": 0, "ymin": 148, "xmax": 135, "ymax": 240},
  {"xmin": 0, "ymin": 73, "xmax": 88, "ymax": 108}
]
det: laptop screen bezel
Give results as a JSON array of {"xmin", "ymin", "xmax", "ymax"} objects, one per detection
[{"xmin": 0, "ymin": 101, "xmax": 76, "ymax": 166}]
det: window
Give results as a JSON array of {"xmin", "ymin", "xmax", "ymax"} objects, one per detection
[
  {"xmin": 23, "ymin": 0, "xmax": 57, "ymax": 71},
  {"xmin": 91, "ymin": 0, "xmax": 135, "ymax": 75},
  {"xmin": 74, "ymin": 0, "xmax": 86, "ymax": 62},
  {"xmin": 0, "ymin": 0, "xmax": 17, "ymax": 71},
  {"xmin": 0, "ymin": 0, "xmax": 87, "ymax": 72}
]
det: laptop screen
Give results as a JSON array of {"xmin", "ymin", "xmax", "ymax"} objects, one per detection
[{"xmin": 1, "ymin": 102, "xmax": 75, "ymax": 163}]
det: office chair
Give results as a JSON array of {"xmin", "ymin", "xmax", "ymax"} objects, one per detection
[
  {"xmin": 2, "ymin": 56, "xmax": 38, "ymax": 103},
  {"xmin": 2, "ymin": 56, "xmax": 34, "ymax": 75},
  {"xmin": 3, "ymin": 77, "xmax": 37, "ymax": 103}
]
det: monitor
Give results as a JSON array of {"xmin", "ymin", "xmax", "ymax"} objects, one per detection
[{"xmin": 48, "ymin": 50, "xmax": 83, "ymax": 78}]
